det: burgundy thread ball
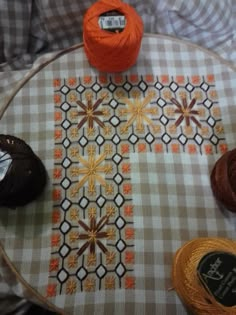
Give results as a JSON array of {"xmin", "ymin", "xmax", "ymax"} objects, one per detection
[
  {"xmin": 0, "ymin": 134, "xmax": 47, "ymax": 208},
  {"xmin": 210, "ymin": 148, "xmax": 236, "ymax": 212}
]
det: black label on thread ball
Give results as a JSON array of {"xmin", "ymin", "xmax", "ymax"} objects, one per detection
[
  {"xmin": 98, "ymin": 10, "xmax": 126, "ymax": 33},
  {"xmin": 197, "ymin": 251, "xmax": 236, "ymax": 307}
]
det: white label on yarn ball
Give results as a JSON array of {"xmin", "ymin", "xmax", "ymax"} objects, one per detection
[
  {"xmin": 197, "ymin": 251, "xmax": 236, "ymax": 307},
  {"xmin": 0, "ymin": 151, "xmax": 12, "ymax": 181},
  {"xmin": 99, "ymin": 15, "xmax": 126, "ymax": 31}
]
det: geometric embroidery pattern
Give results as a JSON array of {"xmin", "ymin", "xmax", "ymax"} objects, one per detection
[{"xmin": 49, "ymin": 74, "xmax": 227, "ymax": 296}]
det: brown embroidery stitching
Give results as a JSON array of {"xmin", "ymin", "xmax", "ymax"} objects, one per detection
[
  {"xmin": 51, "ymin": 74, "xmax": 227, "ymax": 295},
  {"xmin": 77, "ymin": 215, "xmax": 109, "ymax": 256},
  {"xmin": 171, "ymin": 98, "xmax": 201, "ymax": 128},
  {"xmin": 76, "ymin": 94, "xmax": 106, "ymax": 129}
]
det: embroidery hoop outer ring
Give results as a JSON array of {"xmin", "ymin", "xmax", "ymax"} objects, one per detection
[{"xmin": 0, "ymin": 34, "xmax": 235, "ymax": 314}]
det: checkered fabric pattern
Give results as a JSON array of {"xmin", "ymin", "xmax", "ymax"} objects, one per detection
[
  {"xmin": 0, "ymin": 0, "xmax": 236, "ymax": 112},
  {"xmin": 0, "ymin": 35, "xmax": 236, "ymax": 315}
]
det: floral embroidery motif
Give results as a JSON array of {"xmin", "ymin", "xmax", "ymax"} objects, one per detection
[
  {"xmin": 46, "ymin": 284, "xmax": 57, "ymax": 297},
  {"xmin": 67, "ymin": 255, "xmax": 78, "ymax": 269},
  {"xmin": 125, "ymin": 276, "xmax": 135, "ymax": 289},
  {"xmin": 84, "ymin": 277, "xmax": 96, "ymax": 292},
  {"xmin": 66, "ymin": 279, "xmax": 77, "ymax": 294},
  {"xmin": 76, "ymin": 94, "xmax": 106, "ymax": 129},
  {"xmin": 77, "ymin": 215, "xmax": 109, "ymax": 256},
  {"xmin": 49, "ymin": 258, "xmax": 60, "ymax": 272},
  {"xmin": 50, "ymin": 74, "xmax": 227, "ymax": 297},
  {"xmin": 171, "ymin": 98, "xmax": 201, "ymax": 128},
  {"xmin": 75, "ymin": 153, "xmax": 112, "ymax": 194},
  {"xmin": 120, "ymin": 92, "xmax": 158, "ymax": 132},
  {"xmin": 105, "ymin": 276, "xmax": 116, "ymax": 289}
]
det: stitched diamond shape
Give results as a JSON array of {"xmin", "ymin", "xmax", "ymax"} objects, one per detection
[
  {"xmin": 59, "ymin": 244, "xmax": 70, "ymax": 257},
  {"xmin": 76, "ymin": 267, "xmax": 88, "ymax": 280},
  {"xmin": 61, "ymin": 199, "xmax": 72, "ymax": 211},
  {"xmin": 58, "ymin": 269, "xmax": 69, "ymax": 283},
  {"xmin": 115, "ymin": 263, "xmax": 126, "ymax": 277}
]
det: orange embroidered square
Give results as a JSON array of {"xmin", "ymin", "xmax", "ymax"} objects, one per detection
[
  {"xmin": 54, "ymin": 130, "xmax": 62, "ymax": 140},
  {"xmin": 54, "ymin": 94, "xmax": 61, "ymax": 104},
  {"xmin": 129, "ymin": 74, "xmax": 139, "ymax": 83},
  {"xmin": 191, "ymin": 75, "xmax": 200, "ymax": 85},
  {"xmin": 145, "ymin": 74, "xmax": 154, "ymax": 83},
  {"xmin": 114, "ymin": 75, "xmax": 123, "ymax": 84},
  {"xmin": 138, "ymin": 143, "xmax": 146, "ymax": 152},
  {"xmin": 171, "ymin": 143, "xmax": 180, "ymax": 153},
  {"xmin": 51, "ymin": 234, "xmax": 61, "ymax": 247},
  {"xmin": 204, "ymin": 144, "xmax": 213, "ymax": 155},
  {"xmin": 54, "ymin": 112, "xmax": 62, "ymax": 122},
  {"xmin": 49, "ymin": 258, "xmax": 60, "ymax": 272},
  {"xmin": 125, "ymin": 251, "xmax": 135, "ymax": 264},
  {"xmin": 122, "ymin": 163, "xmax": 130, "ymax": 173},
  {"xmin": 219, "ymin": 143, "xmax": 228, "ymax": 154},
  {"xmin": 124, "ymin": 205, "xmax": 133, "ymax": 217},
  {"xmin": 52, "ymin": 210, "xmax": 61, "ymax": 224},
  {"xmin": 54, "ymin": 148, "xmax": 62, "ymax": 159},
  {"xmin": 160, "ymin": 75, "xmax": 169, "ymax": 84},
  {"xmin": 125, "ymin": 276, "xmax": 135, "ymax": 289},
  {"xmin": 46, "ymin": 284, "xmax": 57, "ymax": 297},
  {"xmin": 125, "ymin": 227, "xmax": 134, "ymax": 239},
  {"xmin": 98, "ymin": 75, "xmax": 108, "ymax": 84},
  {"xmin": 206, "ymin": 74, "xmax": 215, "ymax": 83},
  {"xmin": 175, "ymin": 76, "xmax": 185, "ymax": 84},
  {"xmin": 121, "ymin": 144, "xmax": 130, "ymax": 154},
  {"xmin": 53, "ymin": 168, "xmax": 62, "ymax": 179},
  {"xmin": 53, "ymin": 79, "xmax": 61, "ymax": 87},
  {"xmin": 83, "ymin": 76, "xmax": 92, "ymax": 84},
  {"xmin": 154, "ymin": 143, "xmax": 163, "ymax": 153},
  {"xmin": 188, "ymin": 144, "xmax": 197, "ymax": 154},
  {"xmin": 68, "ymin": 77, "xmax": 77, "ymax": 86},
  {"xmin": 52, "ymin": 189, "xmax": 61, "ymax": 201},
  {"xmin": 123, "ymin": 183, "xmax": 132, "ymax": 195}
]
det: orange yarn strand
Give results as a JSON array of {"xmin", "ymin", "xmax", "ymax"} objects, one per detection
[
  {"xmin": 83, "ymin": 0, "xmax": 143, "ymax": 72},
  {"xmin": 172, "ymin": 238, "xmax": 236, "ymax": 314}
]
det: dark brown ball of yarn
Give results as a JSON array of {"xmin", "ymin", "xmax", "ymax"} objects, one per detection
[
  {"xmin": 210, "ymin": 148, "xmax": 236, "ymax": 212},
  {"xmin": 0, "ymin": 134, "xmax": 47, "ymax": 208}
]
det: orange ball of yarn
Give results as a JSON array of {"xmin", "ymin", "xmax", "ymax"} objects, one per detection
[
  {"xmin": 83, "ymin": 0, "xmax": 143, "ymax": 72},
  {"xmin": 172, "ymin": 238, "xmax": 236, "ymax": 314}
]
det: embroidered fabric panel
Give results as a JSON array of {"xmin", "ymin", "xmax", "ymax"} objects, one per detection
[{"xmin": 48, "ymin": 74, "xmax": 227, "ymax": 297}]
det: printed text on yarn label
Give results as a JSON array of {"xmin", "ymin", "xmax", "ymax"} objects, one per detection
[
  {"xmin": 98, "ymin": 11, "xmax": 126, "ymax": 32},
  {"xmin": 197, "ymin": 251, "xmax": 236, "ymax": 307}
]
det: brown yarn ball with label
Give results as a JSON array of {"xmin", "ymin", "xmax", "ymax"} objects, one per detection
[
  {"xmin": 210, "ymin": 148, "xmax": 236, "ymax": 212},
  {"xmin": 0, "ymin": 134, "xmax": 47, "ymax": 208}
]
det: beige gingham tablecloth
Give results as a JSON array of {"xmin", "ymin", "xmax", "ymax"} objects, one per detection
[{"xmin": 0, "ymin": 34, "xmax": 236, "ymax": 315}]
